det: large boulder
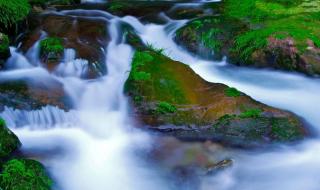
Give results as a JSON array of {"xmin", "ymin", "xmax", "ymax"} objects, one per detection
[
  {"xmin": 125, "ymin": 50, "xmax": 308, "ymax": 147},
  {"xmin": 174, "ymin": 1, "xmax": 320, "ymax": 77},
  {"xmin": 0, "ymin": 118, "xmax": 21, "ymax": 158}
]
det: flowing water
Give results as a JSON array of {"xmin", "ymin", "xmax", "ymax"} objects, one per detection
[{"xmin": 1, "ymin": 1, "xmax": 320, "ymax": 190}]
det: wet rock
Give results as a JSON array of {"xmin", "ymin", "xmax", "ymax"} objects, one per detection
[
  {"xmin": 174, "ymin": 2, "xmax": 320, "ymax": 77},
  {"xmin": 0, "ymin": 159, "xmax": 52, "ymax": 190},
  {"xmin": 0, "ymin": 118, "xmax": 21, "ymax": 158},
  {"xmin": 151, "ymin": 136, "xmax": 229, "ymax": 170},
  {"xmin": 0, "ymin": 79, "xmax": 71, "ymax": 110},
  {"xmin": 20, "ymin": 13, "xmax": 109, "ymax": 79},
  {"xmin": 125, "ymin": 50, "xmax": 308, "ymax": 147}
]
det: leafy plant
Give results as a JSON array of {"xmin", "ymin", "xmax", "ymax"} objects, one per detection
[
  {"xmin": 0, "ymin": 0, "xmax": 30, "ymax": 28},
  {"xmin": 0, "ymin": 159, "xmax": 52, "ymax": 190}
]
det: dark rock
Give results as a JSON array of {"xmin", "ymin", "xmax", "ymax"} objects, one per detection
[
  {"xmin": 0, "ymin": 119, "xmax": 21, "ymax": 159},
  {"xmin": 20, "ymin": 13, "xmax": 109, "ymax": 79}
]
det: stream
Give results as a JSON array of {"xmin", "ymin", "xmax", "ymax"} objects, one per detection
[{"xmin": 1, "ymin": 1, "xmax": 320, "ymax": 190}]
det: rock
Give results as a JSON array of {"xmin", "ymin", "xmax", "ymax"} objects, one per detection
[
  {"xmin": 0, "ymin": 159, "xmax": 52, "ymax": 190},
  {"xmin": 0, "ymin": 118, "xmax": 21, "ymax": 158},
  {"xmin": 0, "ymin": 79, "xmax": 71, "ymax": 110},
  {"xmin": 125, "ymin": 50, "xmax": 308, "ymax": 147},
  {"xmin": 174, "ymin": 1, "xmax": 320, "ymax": 77},
  {"xmin": 20, "ymin": 13, "xmax": 109, "ymax": 79}
]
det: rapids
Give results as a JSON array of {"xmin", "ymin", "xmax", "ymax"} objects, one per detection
[{"xmin": 1, "ymin": 1, "xmax": 320, "ymax": 190}]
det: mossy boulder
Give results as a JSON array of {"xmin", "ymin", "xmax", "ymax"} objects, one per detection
[
  {"xmin": 175, "ymin": 0, "xmax": 320, "ymax": 76},
  {"xmin": 125, "ymin": 50, "xmax": 307, "ymax": 147},
  {"xmin": 0, "ymin": 159, "xmax": 52, "ymax": 190},
  {"xmin": 0, "ymin": 119, "xmax": 21, "ymax": 158}
]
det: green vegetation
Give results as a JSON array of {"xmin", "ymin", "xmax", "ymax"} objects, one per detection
[
  {"xmin": 107, "ymin": 2, "xmax": 125, "ymax": 12},
  {"xmin": 225, "ymin": 0, "xmax": 320, "ymax": 60},
  {"xmin": 0, "ymin": 33, "xmax": 9, "ymax": 54},
  {"xmin": 125, "ymin": 50, "xmax": 186, "ymax": 104},
  {"xmin": 224, "ymin": 87, "xmax": 241, "ymax": 97},
  {"xmin": 156, "ymin": 101, "xmax": 177, "ymax": 114},
  {"xmin": 0, "ymin": 0, "xmax": 30, "ymax": 28},
  {"xmin": 0, "ymin": 159, "xmax": 52, "ymax": 190},
  {"xmin": 0, "ymin": 118, "xmax": 21, "ymax": 158},
  {"xmin": 29, "ymin": 0, "xmax": 79, "ymax": 6},
  {"xmin": 40, "ymin": 37, "xmax": 64, "ymax": 55},
  {"xmin": 240, "ymin": 108, "xmax": 263, "ymax": 118}
]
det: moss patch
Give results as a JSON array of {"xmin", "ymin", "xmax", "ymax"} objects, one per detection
[
  {"xmin": 0, "ymin": 159, "xmax": 52, "ymax": 190},
  {"xmin": 40, "ymin": 37, "xmax": 64, "ymax": 56},
  {"xmin": 224, "ymin": 87, "xmax": 241, "ymax": 97}
]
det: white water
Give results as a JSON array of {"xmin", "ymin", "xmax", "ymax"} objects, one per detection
[
  {"xmin": 0, "ymin": 12, "xmax": 174, "ymax": 190},
  {"xmin": 124, "ymin": 16, "xmax": 320, "ymax": 190},
  {"xmin": 1, "ymin": 3, "xmax": 320, "ymax": 190}
]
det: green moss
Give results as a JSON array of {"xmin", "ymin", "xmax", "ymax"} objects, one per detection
[
  {"xmin": 0, "ymin": 159, "xmax": 52, "ymax": 190},
  {"xmin": 226, "ymin": 0, "xmax": 320, "ymax": 60},
  {"xmin": 29, "ymin": 0, "xmax": 79, "ymax": 6},
  {"xmin": 0, "ymin": 0, "xmax": 30, "ymax": 28},
  {"xmin": 0, "ymin": 33, "xmax": 9, "ymax": 54},
  {"xmin": 240, "ymin": 108, "xmax": 263, "ymax": 118},
  {"xmin": 224, "ymin": 87, "xmax": 241, "ymax": 97},
  {"xmin": 40, "ymin": 37, "xmax": 64, "ymax": 55},
  {"xmin": 125, "ymin": 50, "xmax": 187, "ymax": 104},
  {"xmin": 0, "ymin": 118, "xmax": 21, "ymax": 158},
  {"xmin": 156, "ymin": 101, "xmax": 177, "ymax": 114},
  {"xmin": 107, "ymin": 2, "xmax": 125, "ymax": 12}
]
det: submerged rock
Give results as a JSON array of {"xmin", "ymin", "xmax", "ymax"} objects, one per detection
[
  {"xmin": 0, "ymin": 159, "xmax": 53, "ymax": 190},
  {"xmin": 0, "ymin": 118, "xmax": 21, "ymax": 158},
  {"xmin": 125, "ymin": 50, "xmax": 308, "ymax": 147},
  {"xmin": 20, "ymin": 13, "xmax": 109, "ymax": 79}
]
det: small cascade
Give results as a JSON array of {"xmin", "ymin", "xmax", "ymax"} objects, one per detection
[
  {"xmin": 5, "ymin": 47, "xmax": 34, "ymax": 69},
  {"xmin": 55, "ymin": 49, "xmax": 89, "ymax": 78},
  {"xmin": 0, "ymin": 106, "xmax": 78, "ymax": 129}
]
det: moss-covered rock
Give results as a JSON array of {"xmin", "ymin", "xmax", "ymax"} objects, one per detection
[
  {"xmin": 0, "ymin": 119, "xmax": 21, "ymax": 158},
  {"xmin": 125, "ymin": 50, "xmax": 307, "ymax": 147},
  {"xmin": 175, "ymin": 0, "xmax": 320, "ymax": 76},
  {"xmin": 0, "ymin": 159, "xmax": 52, "ymax": 190}
]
